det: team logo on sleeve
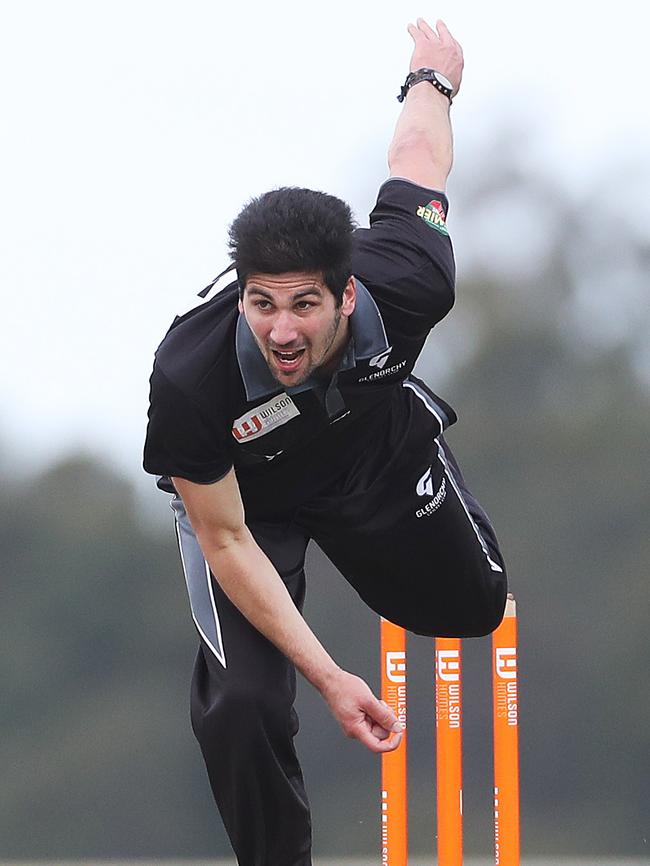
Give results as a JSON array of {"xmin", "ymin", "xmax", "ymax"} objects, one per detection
[
  {"xmin": 416, "ymin": 200, "xmax": 449, "ymax": 236},
  {"xmin": 232, "ymin": 394, "xmax": 300, "ymax": 442}
]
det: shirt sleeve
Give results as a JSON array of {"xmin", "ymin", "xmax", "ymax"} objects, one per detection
[
  {"xmin": 143, "ymin": 363, "xmax": 233, "ymax": 485},
  {"xmin": 352, "ymin": 178, "xmax": 456, "ymax": 332}
]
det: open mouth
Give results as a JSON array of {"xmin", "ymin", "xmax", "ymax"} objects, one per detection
[{"xmin": 271, "ymin": 348, "xmax": 306, "ymax": 373}]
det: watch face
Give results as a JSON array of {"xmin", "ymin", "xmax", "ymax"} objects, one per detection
[{"xmin": 434, "ymin": 71, "xmax": 453, "ymax": 91}]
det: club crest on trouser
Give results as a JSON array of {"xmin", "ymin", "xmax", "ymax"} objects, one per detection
[{"xmin": 416, "ymin": 199, "xmax": 449, "ymax": 236}]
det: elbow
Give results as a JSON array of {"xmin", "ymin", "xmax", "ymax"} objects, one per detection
[
  {"xmin": 389, "ymin": 131, "xmax": 445, "ymax": 159},
  {"xmin": 197, "ymin": 524, "xmax": 249, "ymax": 557},
  {"xmin": 428, "ymin": 265, "xmax": 455, "ymax": 324},
  {"xmin": 440, "ymin": 280, "xmax": 455, "ymax": 318},
  {"xmin": 183, "ymin": 506, "xmax": 249, "ymax": 558}
]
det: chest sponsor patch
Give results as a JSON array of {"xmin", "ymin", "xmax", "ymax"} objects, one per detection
[
  {"xmin": 232, "ymin": 393, "xmax": 300, "ymax": 443},
  {"xmin": 358, "ymin": 359, "xmax": 407, "ymax": 383},
  {"xmin": 416, "ymin": 199, "xmax": 449, "ymax": 236}
]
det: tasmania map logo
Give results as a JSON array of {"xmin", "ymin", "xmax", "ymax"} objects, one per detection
[{"xmin": 416, "ymin": 199, "xmax": 449, "ymax": 236}]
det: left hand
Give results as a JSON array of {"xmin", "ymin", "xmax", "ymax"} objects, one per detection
[{"xmin": 407, "ymin": 18, "xmax": 464, "ymax": 96}]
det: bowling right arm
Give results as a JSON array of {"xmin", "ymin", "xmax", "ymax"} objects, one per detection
[
  {"xmin": 172, "ymin": 470, "xmax": 404, "ymax": 753},
  {"xmin": 388, "ymin": 18, "xmax": 463, "ymax": 191}
]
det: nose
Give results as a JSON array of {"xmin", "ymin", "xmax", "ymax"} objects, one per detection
[{"xmin": 269, "ymin": 311, "xmax": 299, "ymax": 347}]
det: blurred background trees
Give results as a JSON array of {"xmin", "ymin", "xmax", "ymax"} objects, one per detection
[{"xmin": 2, "ymin": 159, "xmax": 648, "ymax": 859}]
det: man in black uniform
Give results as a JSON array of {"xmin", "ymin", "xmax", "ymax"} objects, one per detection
[{"xmin": 144, "ymin": 17, "xmax": 506, "ymax": 866}]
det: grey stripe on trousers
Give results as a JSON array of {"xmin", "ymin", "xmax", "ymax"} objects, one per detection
[{"xmin": 171, "ymin": 495, "xmax": 227, "ymax": 668}]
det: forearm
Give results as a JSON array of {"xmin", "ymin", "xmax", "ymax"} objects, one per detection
[
  {"xmin": 200, "ymin": 526, "xmax": 342, "ymax": 694},
  {"xmin": 171, "ymin": 477, "xmax": 402, "ymax": 752},
  {"xmin": 388, "ymin": 18, "xmax": 462, "ymax": 190},
  {"xmin": 388, "ymin": 82, "xmax": 453, "ymax": 190}
]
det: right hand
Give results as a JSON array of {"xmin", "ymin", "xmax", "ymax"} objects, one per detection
[
  {"xmin": 407, "ymin": 18, "xmax": 464, "ymax": 96},
  {"xmin": 321, "ymin": 668, "xmax": 405, "ymax": 753}
]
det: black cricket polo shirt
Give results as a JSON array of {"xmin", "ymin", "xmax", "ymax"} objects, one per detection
[{"xmin": 144, "ymin": 178, "xmax": 457, "ymax": 513}]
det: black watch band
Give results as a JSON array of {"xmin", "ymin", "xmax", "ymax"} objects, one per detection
[{"xmin": 397, "ymin": 68, "xmax": 454, "ymax": 103}]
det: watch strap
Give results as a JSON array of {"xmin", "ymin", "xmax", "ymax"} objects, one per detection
[{"xmin": 397, "ymin": 68, "xmax": 453, "ymax": 104}]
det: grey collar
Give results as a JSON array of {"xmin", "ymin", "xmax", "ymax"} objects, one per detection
[{"xmin": 235, "ymin": 279, "xmax": 389, "ymax": 402}]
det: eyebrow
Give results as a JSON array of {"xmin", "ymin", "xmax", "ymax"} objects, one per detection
[{"xmin": 246, "ymin": 287, "xmax": 323, "ymax": 301}]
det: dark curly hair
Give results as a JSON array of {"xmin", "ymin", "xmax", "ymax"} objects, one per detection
[{"xmin": 228, "ymin": 187, "xmax": 356, "ymax": 304}]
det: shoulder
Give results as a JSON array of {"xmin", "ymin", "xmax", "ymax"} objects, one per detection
[
  {"xmin": 154, "ymin": 283, "xmax": 239, "ymax": 395},
  {"xmin": 351, "ymin": 177, "xmax": 453, "ymax": 282},
  {"xmin": 350, "ymin": 179, "xmax": 455, "ymax": 331}
]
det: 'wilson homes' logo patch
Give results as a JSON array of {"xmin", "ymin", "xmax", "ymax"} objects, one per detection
[
  {"xmin": 416, "ymin": 199, "xmax": 449, "ymax": 236},
  {"xmin": 232, "ymin": 394, "xmax": 300, "ymax": 442}
]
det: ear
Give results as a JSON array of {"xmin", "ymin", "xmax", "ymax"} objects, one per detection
[
  {"xmin": 341, "ymin": 276, "xmax": 356, "ymax": 317},
  {"xmin": 238, "ymin": 297, "xmax": 244, "ymax": 314}
]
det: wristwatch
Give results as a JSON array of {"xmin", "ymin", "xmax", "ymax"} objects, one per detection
[{"xmin": 397, "ymin": 68, "xmax": 454, "ymax": 103}]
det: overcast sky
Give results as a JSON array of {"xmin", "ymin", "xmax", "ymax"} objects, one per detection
[{"xmin": 1, "ymin": 0, "xmax": 648, "ymax": 483}]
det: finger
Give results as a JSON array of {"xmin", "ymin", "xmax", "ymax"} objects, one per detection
[
  {"xmin": 371, "ymin": 703, "xmax": 392, "ymax": 738},
  {"xmin": 377, "ymin": 701, "xmax": 401, "ymax": 736},
  {"xmin": 416, "ymin": 17, "xmax": 440, "ymax": 40},
  {"xmin": 436, "ymin": 19, "xmax": 453, "ymax": 40},
  {"xmin": 369, "ymin": 716, "xmax": 391, "ymax": 740},
  {"xmin": 353, "ymin": 717, "xmax": 404, "ymax": 753},
  {"xmin": 369, "ymin": 729, "xmax": 404, "ymax": 754},
  {"xmin": 407, "ymin": 22, "xmax": 420, "ymax": 43},
  {"xmin": 370, "ymin": 723, "xmax": 391, "ymax": 740},
  {"xmin": 383, "ymin": 730, "xmax": 404, "ymax": 751},
  {"xmin": 365, "ymin": 696, "xmax": 405, "ymax": 734}
]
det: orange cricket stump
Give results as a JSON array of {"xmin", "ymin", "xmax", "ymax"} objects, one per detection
[
  {"xmin": 492, "ymin": 594, "xmax": 520, "ymax": 866},
  {"xmin": 380, "ymin": 617, "xmax": 408, "ymax": 866},
  {"xmin": 435, "ymin": 636, "xmax": 463, "ymax": 866}
]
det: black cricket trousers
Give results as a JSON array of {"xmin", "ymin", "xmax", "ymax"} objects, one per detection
[{"xmin": 170, "ymin": 408, "xmax": 507, "ymax": 866}]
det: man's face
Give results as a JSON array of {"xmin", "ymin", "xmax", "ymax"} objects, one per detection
[{"xmin": 239, "ymin": 271, "xmax": 356, "ymax": 388}]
